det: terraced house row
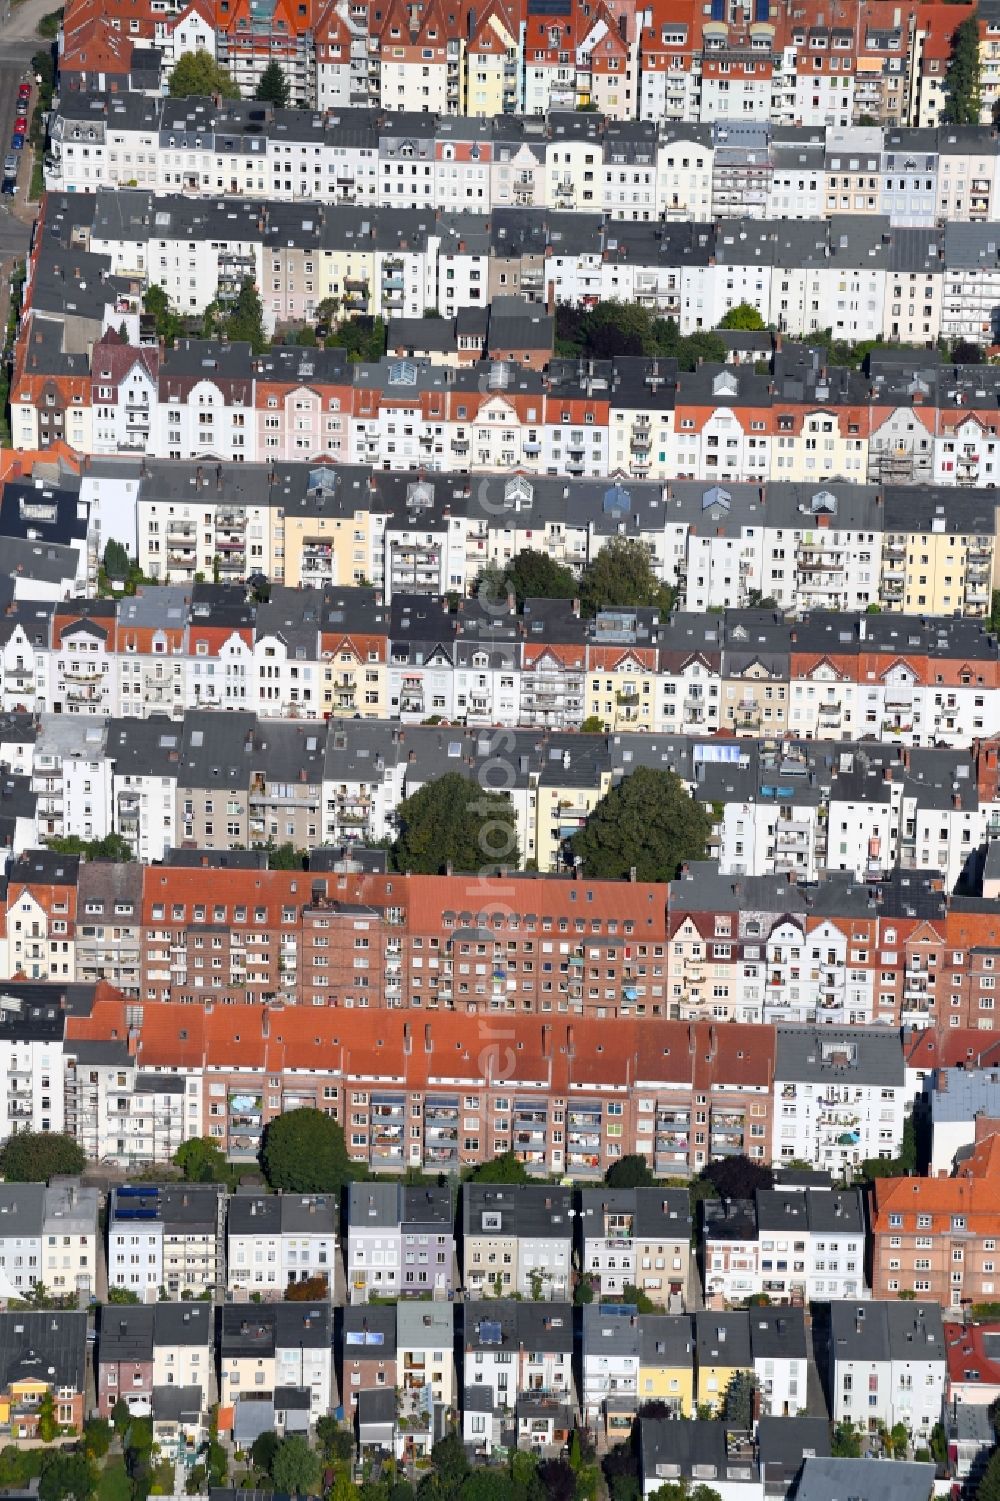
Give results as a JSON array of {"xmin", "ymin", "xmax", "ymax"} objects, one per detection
[
  {"xmin": 29, "ymin": 319, "xmax": 1000, "ymax": 493},
  {"xmin": 25, "ymin": 189, "xmax": 1000, "ymax": 348},
  {"xmin": 44, "ymin": 103, "xmax": 1000, "ymax": 229},
  {"xmin": 0, "ymin": 975, "xmax": 913, "ymax": 1175},
  {"xmin": 25, "ymin": 455, "xmax": 1000, "ymax": 617},
  {"xmin": 6, "ymin": 543, "xmax": 1000, "ymax": 744},
  {"xmin": 7, "ymin": 845, "xmax": 1000, "ymax": 1036},
  {"xmin": 49, "ymin": 0, "xmax": 1000, "ymax": 130}
]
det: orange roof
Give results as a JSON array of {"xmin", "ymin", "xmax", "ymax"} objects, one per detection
[
  {"xmin": 77, "ymin": 998, "xmax": 775, "ymax": 1095},
  {"xmin": 872, "ymin": 1169, "xmax": 1000, "ymax": 1231}
]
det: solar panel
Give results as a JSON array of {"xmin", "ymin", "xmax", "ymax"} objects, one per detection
[{"xmin": 479, "ymin": 1321, "xmax": 503, "ymax": 1346}]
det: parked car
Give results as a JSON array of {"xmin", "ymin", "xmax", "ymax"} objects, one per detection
[
  {"xmin": 10, "ymin": 134, "xmax": 24, "ymax": 151},
  {"xmin": 14, "ymin": 117, "xmax": 27, "ymax": 134},
  {"xmin": 0, "ymin": 179, "xmax": 15, "ymax": 196}
]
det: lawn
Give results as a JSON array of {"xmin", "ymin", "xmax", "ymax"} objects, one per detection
[{"xmin": 97, "ymin": 1459, "xmax": 131, "ymax": 1501}]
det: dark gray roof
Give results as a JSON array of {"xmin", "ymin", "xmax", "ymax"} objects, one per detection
[
  {"xmin": 749, "ymin": 1307, "xmax": 807, "ymax": 1362},
  {"xmin": 153, "ymin": 1385, "xmax": 204, "ymax": 1423},
  {"xmin": 0, "ymin": 1311, "xmax": 87, "ymax": 1393},
  {"xmin": 774, "ymin": 1027, "xmax": 904, "ymax": 1086},
  {"xmin": 796, "ymin": 1457, "xmax": 935, "ymax": 1501},
  {"xmin": 694, "ymin": 1310, "xmax": 752, "ymax": 1369},
  {"xmin": 98, "ymin": 1306, "xmax": 155, "ymax": 1363}
]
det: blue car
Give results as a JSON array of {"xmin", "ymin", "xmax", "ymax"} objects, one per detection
[{"xmin": 10, "ymin": 134, "xmax": 24, "ymax": 151}]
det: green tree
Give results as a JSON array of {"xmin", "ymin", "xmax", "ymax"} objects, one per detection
[
  {"xmin": 247, "ymin": 1428, "xmax": 276, "ymax": 1476},
  {"xmin": 315, "ymin": 1415, "xmax": 353, "ymax": 1466},
  {"xmin": 174, "ymin": 1137, "xmax": 229, "ymax": 1183},
  {"xmin": 47, "ymin": 832, "xmax": 133, "ymax": 862},
  {"xmin": 38, "ymin": 1453, "xmax": 95, "ymax": 1501},
  {"xmin": 254, "ymin": 61, "xmax": 290, "ymax": 106},
  {"xmin": 111, "ymin": 1400, "xmax": 131, "ymax": 1445},
  {"xmin": 83, "ymin": 1420, "xmax": 112, "ymax": 1460},
  {"xmin": 722, "ymin": 1370, "xmax": 758, "ymax": 1431},
  {"xmin": 574, "ymin": 1276, "xmax": 595, "ymax": 1306},
  {"xmin": 943, "ymin": 14, "xmax": 982, "ymax": 125},
  {"xmin": 648, "ymin": 1484, "xmax": 723, "ymax": 1501},
  {"xmin": 103, "ymin": 539, "xmax": 130, "ymax": 579},
  {"xmin": 37, "ymin": 1391, "xmax": 58, "ymax": 1443},
  {"xmin": 467, "ymin": 1151, "xmax": 528, "ymax": 1185},
  {"xmin": 428, "ymin": 1434, "xmax": 469, "ymax": 1495},
  {"xmin": 142, "ymin": 285, "xmax": 184, "ymax": 345},
  {"xmin": 225, "ymin": 277, "xmax": 268, "ymax": 355},
  {"xmin": 267, "ymin": 842, "xmax": 307, "ymax": 871},
  {"xmin": 460, "ymin": 1474, "xmax": 516, "ymax": 1501},
  {"xmin": 391, "ymin": 772, "xmax": 520, "ymax": 874},
  {"xmin": 717, "ymin": 303, "xmax": 766, "ymax": 331},
  {"xmin": 206, "ymin": 1440, "xmax": 227, "ymax": 1489},
  {"xmin": 579, "ymin": 537, "xmax": 673, "ymax": 618},
  {"xmin": 477, "ymin": 549, "xmax": 578, "ymax": 610},
  {"xmin": 107, "ymin": 1287, "xmax": 141, "ymax": 1305},
  {"xmin": 270, "ymin": 1437, "xmax": 319, "ymax": 1496},
  {"xmin": 0, "ymin": 1132, "xmax": 85, "ymax": 1183},
  {"xmin": 569, "ymin": 766, "xmax": 712, "ymax": 882},
  {"xmin": 327, "ymin": 314, "xmax": 386, "ymax": 363},
  {"xmin": 168, "ymin": 51, "xmax": 240, "ymax": 99},
  {"xmin": 831, "ymin": 1421, "xmax": 862, "ymax": 1459},
  {"xmin": 260, "ymin": 1107, "xmax": 353, "ymax": 1194},
  {"xmin": 581, "ymin": 715, "xmax": 604, "ymax": 733},
  {"xmin": 702, "ymin": 1155, "xmax": 773, "ymax": 1200},
  {"xmin": 605, "ymin": 1154, "xmax": 654, "ymax": 1189},
  {"xmin": 621, "ymin": 1283, "xmax": 655, "ymax": 1314},
  {"xmin": 888, "ymin": 1423, "xmax": 909, "ymax": 1460}
]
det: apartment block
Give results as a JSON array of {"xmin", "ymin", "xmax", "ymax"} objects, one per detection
[
  {"xmin": 107, "ymin": 1184, "xmax": 225, "ymax": 1300},
  {"xmin": 226, "ymin": 1191, "xmax": 337, "ymax": 1298},
  {"xmin": 829, "ymin": 1300, "xmax": 946, "ymax": 1435}
]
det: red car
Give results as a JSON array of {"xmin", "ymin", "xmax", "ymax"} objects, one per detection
[{"xmin": 14, "ymin": 117, "xmax": 27, "ymax": 134}]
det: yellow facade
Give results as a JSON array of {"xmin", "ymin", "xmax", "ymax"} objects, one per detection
[
  {"xmin": 638, "ymin": 1359, "xmax": 694, "ymax": 1416},
  {"xmin": 322, "ymin": 646, "xmax": 388, "ymax": 719},
  {"xmin": 279, "ymin": 510, "xmax": 378, "ymax": 589},
  {"xmin": 697, "ymin": 1361, "xmax": 747, "ymax": 1413},
  {"xmin": 535, "ymin": 774, "xmax": 612, "ymax": 874},
  {"xmin": 319, "ymin": 245, "xmax": 377, "ymax": 311},
  {"xmin": 891, "ymin": 526, "xmax": 995, "ymax": 617},
  {"xmin": 585, "ymin": 661, "xmax": 658, "ymax": 733}
]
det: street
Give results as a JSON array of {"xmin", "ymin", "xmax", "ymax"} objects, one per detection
[
  {"xmin": 0, "ymin": 0, "xmax": 61, "ymax": 63},
  {"xmin": 0, "ymin": 0, "xmax": 59, "ymax": 377}
]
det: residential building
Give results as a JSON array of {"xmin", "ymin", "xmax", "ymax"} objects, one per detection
[
  {"xmin": 226, "ymin": 1192, "xmax": 337, "ymax": 1298},
  {"xmin": 829, "ymin": 1300, "xmax": 946, "ymax": 1436}
]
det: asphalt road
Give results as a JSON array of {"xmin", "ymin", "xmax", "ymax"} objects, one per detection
[
  {"xmin": 0, "ymin": 0, "xmax": 55, "ymax": 346},
  {"xmin": 0, "ymin": 0, "xmax": 59, "ymax": 63}
]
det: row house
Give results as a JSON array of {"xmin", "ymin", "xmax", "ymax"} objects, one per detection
[
  {"xmin": 219, "ymin": 1301, "xmax": 333, "ymax": 1435},
  {"xmin": 107, "ymin": 1182, "xmax": 225, "ymax": 1300},
  {"xmin": 9, "ymin": 730, "xmax": 1000, "ymax": 1013},
  {"xmin": 226, "ymin": 1192, "xmax": 338, "ymax": 1298},
  {"xmin": 53, "ymin": 0, "xmax": 980, "ymax": 130},
  {"xmin": 701, "ymin": 1187, "xmax": 868, "ymax": 1307},
  {"xmin": 49, "ymin": 102, "xmax": 1000, "ymax": 209},
  {"xmin": 63, "ymin": 994, "xmax": 784, "ymax": 1178},
  {"xmin": 829, "ymin": 1300, "xmax": 946, "ymax": 1436},
  {"xmin": 871, "ymin": 1146, "xmax": 1000, "ymax": 1306},
  {"xmin": 30, "ymin": 187, "xmax": 1000, "ymax": 390},
  {"xmin": 0, "ymin": 975, "xmax": 934, "ymax": 1180},
  {"xmin": 96, "ymin": 1302, "xmax": 213, "ymax": 1421},
  {"xmin": 0, "ymin": 1312, "xmax": 87, "ymax": 1440},
  {"xmin": 346, "ymin": 1182, "xmax": 455, "ymax": 1303},
  {"xmin": 0, "ymin": 1180, "xmax": 98, "ymax": 1301}
]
